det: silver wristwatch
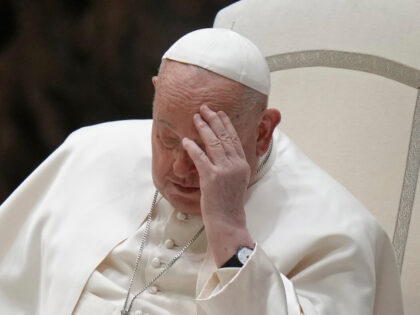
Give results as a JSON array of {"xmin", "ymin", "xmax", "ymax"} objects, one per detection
[{"xmin": 221, "ymin": 246, "xmax": 254, "ymax": 268}]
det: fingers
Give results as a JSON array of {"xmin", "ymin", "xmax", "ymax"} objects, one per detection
[
  {"xmin": 193, "ymin": 112, "xmax": 228, "ymax": 164},
  {"xmin": 182, "ymin": 137, "xmax": 211, "ymax": 176},
  {"xmin": 216, "ymin": 110, "xmax": 246, "ymax": 159},
  {"xmin": 200, "ymin": 105, "xmax": 230, "ymax": 142},
  {"xmin": 195, "ymin": 105, "xmax": 242, "ymax": 160}
]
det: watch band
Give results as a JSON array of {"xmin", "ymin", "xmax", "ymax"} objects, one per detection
[
  {"xmin": 221, "ymin": 253, "xmax": 243, "ymax": 268},
  {"xmin": 221, "ymin": 246, "xmax": 254, "ymax": 268}
]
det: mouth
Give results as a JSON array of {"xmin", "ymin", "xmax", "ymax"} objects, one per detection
[{"xmin": 172, "ymin": 182, "xmax": 200, "ymax": 194}]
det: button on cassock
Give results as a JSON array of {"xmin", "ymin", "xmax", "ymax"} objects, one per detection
[
  {"xmin": 148, "ymin": 285, "xmax": 158, "ymax": 294},
  {"xmin": 176, "ymin": 212, "xmax": 188, "ymax": 221},
  {"xmin": 151, "ymin": 257, "xmax": 161, "ymax": 268},
  {"xmin": 164, "ymin": 239, "xmax": 175, "ymax": 249}
]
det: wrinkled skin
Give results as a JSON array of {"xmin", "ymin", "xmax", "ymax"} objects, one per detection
[{"xmin": 151, "ymin": 60, "xmax": 280, "ymax": 266}]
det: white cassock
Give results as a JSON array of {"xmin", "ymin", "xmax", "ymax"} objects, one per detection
[{"xmin": 0, "ymin": 120, "xmax": 403, "ymax": 315}]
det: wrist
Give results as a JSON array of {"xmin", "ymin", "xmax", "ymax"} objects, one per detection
[{"xmin": 206, "ymin": 224, "xmax": 254, "ymax": 267}]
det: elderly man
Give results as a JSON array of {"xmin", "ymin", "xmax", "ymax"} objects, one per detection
[{"xmin": 0, "ymin": 29, "xmax": 403, "ymax": 315}]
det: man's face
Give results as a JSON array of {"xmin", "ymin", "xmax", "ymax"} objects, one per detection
[{"xmin": 151, "ymin": 61, "xmax": 260, "ymax": 215}]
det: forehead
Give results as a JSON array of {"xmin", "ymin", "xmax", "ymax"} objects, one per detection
[{"xmin": 154, "ymin": 61, "xmax": 245, "ymax": 116}]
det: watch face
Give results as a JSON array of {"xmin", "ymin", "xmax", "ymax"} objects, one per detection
[{"xmin": 237, "ymin": 247, "xmax": 253, "ymax": 264}]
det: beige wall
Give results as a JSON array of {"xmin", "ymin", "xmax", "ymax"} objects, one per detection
[{"xmin": 269, "ymin": 68, "xmax": 416, "ymax": 237}]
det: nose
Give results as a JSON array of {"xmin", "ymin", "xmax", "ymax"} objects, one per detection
[{"xmin": 172, "ymin": 147, "xmax": 197, "ymax": 178}]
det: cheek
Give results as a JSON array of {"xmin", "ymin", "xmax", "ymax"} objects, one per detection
[
  {"xmin": 152, "ymin": 141, "xmax": 174, "ymax": 177},
  {"xmin": 239, "ymin": 131, "xmax": 259, "ymax": 168}
]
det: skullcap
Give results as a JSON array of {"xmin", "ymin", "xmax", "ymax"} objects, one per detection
[{"xmin": 162, "ymin": 28, "xmax": 270, "ymax": 95}]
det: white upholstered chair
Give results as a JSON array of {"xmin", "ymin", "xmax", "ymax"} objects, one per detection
[{"xmin": 214, "ymin": 1, "xmax": 420, "ymax": 314}]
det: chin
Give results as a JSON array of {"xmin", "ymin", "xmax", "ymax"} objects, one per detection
[
  {"xmin": 154, "ymin": 179, "xmax": 202, "ymax": 215},
  {"xmin": 166, "ymin": 194, "xmax": 202, "ymax": 215}
]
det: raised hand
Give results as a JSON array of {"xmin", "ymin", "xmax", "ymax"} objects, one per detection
[{"xmin": 182, "ymin": 105, "xmax": 254, "ymax": 267}]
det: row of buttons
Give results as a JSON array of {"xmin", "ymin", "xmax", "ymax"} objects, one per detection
[
  {"xmin": 139, "ymin": 211, "xmax": 190, "ymax": 304},
  {"xmin": 147, "ymin": 218, "xmax": 180, "ymax": 295},
  {"xmin": 147, "ymin": 212, "xmax": 186, "ymax": 271},
  {"xmin": 150, "ymin": 237, "xmax": 176, "ymax": 268}
]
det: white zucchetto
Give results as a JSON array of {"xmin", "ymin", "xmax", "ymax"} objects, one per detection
[{"xmin": 162, "ymin": 28, "xmax": 270, "ymax": 95}]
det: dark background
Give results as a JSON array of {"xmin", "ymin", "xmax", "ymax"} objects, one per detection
[{"xmin": 0, "ymin": 0, "xmax": 236, "ymax": 203}]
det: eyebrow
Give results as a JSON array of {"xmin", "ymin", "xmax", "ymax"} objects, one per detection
[{"xmin": 154, "ymin": 118, "xmax": 174, "ymax": 129}]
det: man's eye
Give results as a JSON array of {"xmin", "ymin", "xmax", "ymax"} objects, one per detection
[{"xmin": 160, "ymin": 136, "xmax": 179, "ymax": 149}]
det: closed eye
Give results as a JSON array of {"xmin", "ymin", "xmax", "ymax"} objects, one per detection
[{"xmin": 159, "ymin": 135, "xmax": 180, "ymax": 149}]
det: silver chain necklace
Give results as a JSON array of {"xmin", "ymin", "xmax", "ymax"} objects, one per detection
[
  {"xmin": 256, "ymin": 139, "xmax": 273, "ymax": 174},
  {"xmin": 121, "ymin": 190, "xmax": 204, "ymax": 315}
]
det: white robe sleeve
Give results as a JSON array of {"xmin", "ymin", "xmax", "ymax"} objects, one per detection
[
  {"xmin": 196, "ymin": 244, "xmax": 300, "ymax": 315},
  {"xmin": 0, "ymin": 120, "xmax": 155, "ymax": 315},
  {"xmin": 196, "ymin": 230, "xmax": 403, "ymax": 315},
  {"xmin": 0, "ymin": 138, "xmax": 72, "ymax": 314}
]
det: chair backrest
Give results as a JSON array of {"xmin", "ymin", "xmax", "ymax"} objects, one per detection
[{"xmin": 214, "ymin": 0, "xmax": 420, "ymax": 313}]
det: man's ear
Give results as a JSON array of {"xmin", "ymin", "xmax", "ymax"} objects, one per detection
[
  {"xmin": 256, "ymin": 109, "xmax": 281, "ymax": 156},
  {"xmin": 152, "ymin": 76, "xmax": 158, "ymax": 86}
]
